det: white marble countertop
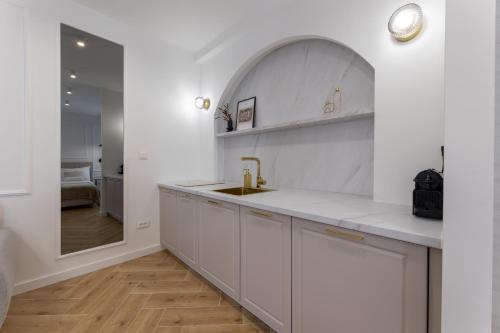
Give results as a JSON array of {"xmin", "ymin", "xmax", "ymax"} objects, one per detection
[{"xmin": 158, "ymin": 181, "xmax": 443, "ymax": 249}]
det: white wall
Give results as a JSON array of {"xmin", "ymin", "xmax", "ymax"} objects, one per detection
[
  {"xmin": 61, "ymin": 111, "xmax": 101, "ymax": 174},
  {"xmin": 0, "ymin": 0, "xmax": 202, "ymax": 292},
  {"xmin": 198, "ymin": 0, "xmax": 445, "ymax": 206},
  {"xmin": 0, "ymin": 1, "xmax": 30, "ymax": 195},
  {"xmin": 494, "ymin": 0, "xmax": 500, "ymax": 331},
  {"xmin": 443, "ymin": 0, "xmax": 496, "ymax": 332}
]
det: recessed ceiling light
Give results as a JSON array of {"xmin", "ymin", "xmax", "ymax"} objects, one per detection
[
  {"xmin": 69, "ymin": 71, "xmax": 77, "ymax": 79},
  {"xmin": 388, "ymin": 3, "xmax": 423, "ymax": 42},
  {"xmin": 64, "ymin": 100, "xmax": 70, "ymax": 107},
  {"xmin": 76, "ymin": 39, "xmax": 86, "ymax": 48},
  {"xmin": 66, "ymin": 88, "xmax": 72, "ymax": 95}
]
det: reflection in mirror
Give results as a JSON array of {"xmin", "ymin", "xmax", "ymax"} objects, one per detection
[{"xmin": 60, "ymin": 24, "xmax": 124, "ymax": 255}]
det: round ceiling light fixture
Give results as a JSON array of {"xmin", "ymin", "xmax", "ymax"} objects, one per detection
[
  {"xmin": 195, "ymin": 97, "xmax": 211, "ymax": 110},
  {"xmin": 64, "ymin": 100, "xmax": 70, "ymax": 107},
  {"xmin": 69, "ymin": 71, "xmax": 77, "ymax": 79},
  {"xmin": 66, "ymin": 88, "xmax": 73, "ymax": 95},
  {"xmin": 388, "ymin": 3, "xmax": 423, "ymax": 42}
]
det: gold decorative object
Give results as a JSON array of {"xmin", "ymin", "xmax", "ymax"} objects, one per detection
[{"xmin": 323, "ymin": 87, "xmax": 342, "ymax": 114}]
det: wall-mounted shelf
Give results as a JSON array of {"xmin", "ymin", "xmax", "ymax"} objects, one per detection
[{"xmin": 216, "ymin": 112, "xmax": 374, "ymax": 138}]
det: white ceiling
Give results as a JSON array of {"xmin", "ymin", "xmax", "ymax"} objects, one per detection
[
  {"xmin": 61, "ymin": 82, "xmax": 102, "ymax": 116},
  {"xmin": 61, "ymin": 24, "xmax": 123, "ymax": 116},
  {"xmin": 74, "ymin": 0, "xmax": 291, "ymax": 52},
  {"xmin": 61, "ymin": 24, "xmax": 123, "ymax": 93}
]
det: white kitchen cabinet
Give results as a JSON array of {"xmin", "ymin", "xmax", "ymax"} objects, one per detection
[
  {"xmin": 292, "ymin": 217, "xmax": 428, "ymax": 333},
  {"xmin": 104, "ymin": 176, "xmax": 123, "ymax": 222},
  {"xmin": 176, "ymin": 192, "xmax": 199, "ymax": 269},
  {"xmin": 159, "ymin": 189, "xmax": 179, "ymax": 253},
  {"xmin": 240, "ymin": 207, "xmax": 291, "ymax": 333},
  {"xmin": 197, "ymin": 197, "xmax": 240, "ymax": 300},
  {"xmin": 428, "ymin": 248, "xmax": 442, "ymax": 333}
]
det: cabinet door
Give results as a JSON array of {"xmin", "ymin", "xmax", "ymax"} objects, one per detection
[
  {"xmin": 109, "ymin": 179, "xmax": 123, "ymax": 222},
  {"xmin": 115, "ymin": 180, "xmax": 123, "ymax": 222},
  {"xmin": 198, "ymin": 197, "xmax": 240, "ymax": 300},
  {"xmin": 292, "ymin": 217, "xmax": 428, "ymax": 333},
  {"xmin": 159, "ymin": 189, "xmax": 178, "ymax": 253},
  {"xmin": 105, "ymin": 179, "xmax": 122, "ymax": 221},
  {"xmin": 240, "ymin": 207, "xmax": 291, "ymax": 333},
  {"xmin": 176, "ymin": 192, "xmax": 198, "ymax": 269}
]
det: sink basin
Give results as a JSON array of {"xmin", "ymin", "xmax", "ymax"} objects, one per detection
[{"xmin": 212, "ymin": 187, "xmax": 274, "ymax": 196}]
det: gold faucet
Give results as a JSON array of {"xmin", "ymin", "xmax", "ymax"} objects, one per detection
[{"xmin": 241, "ymin": 157, "xmax": 267, "ymax": 189}]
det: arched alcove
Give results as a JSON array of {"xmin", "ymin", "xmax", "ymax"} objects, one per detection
[
  {"xmin": 217, "ymin": 38, "xmax": 375, "ymax": 196},
  {"xmin": 216, "ymin": 38, "xmax": 374, "ymax": 134}
]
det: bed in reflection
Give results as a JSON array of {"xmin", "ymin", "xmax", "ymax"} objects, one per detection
[
  {"xmin": 60, "ymin": 162, "xmax": 123, "ymax": 255},
  {"xmin": 61, "ymin": 162, "xmax": 99, "ymax": 208}
]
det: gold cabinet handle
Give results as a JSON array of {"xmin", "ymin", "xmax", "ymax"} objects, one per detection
[
  {"xmin": 207, "ymin": 200, "xmax": 221, "ymax": 206},
  {"xmin": 250, "ymin": 210, "xmax": 273, "ymax": 218},
  {"xmin": 325, "ymin": 227, "xmax": 365, "ymax": 241}
]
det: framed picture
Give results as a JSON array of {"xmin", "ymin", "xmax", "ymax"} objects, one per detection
[{"xmin": 236, "ymin": 97, "xmax": 256, "ymax": 131}]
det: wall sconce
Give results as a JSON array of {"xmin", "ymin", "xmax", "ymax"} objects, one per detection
[
  {"xmin": 388, "ymin": 3, "xmax": 423, "ymax": 42},
  {"xmin": 195, "ymin": 97, "xmax": 211, "ymax": 110}
]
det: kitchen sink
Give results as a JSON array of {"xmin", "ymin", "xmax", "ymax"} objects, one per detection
[{"xmin": 212, "ymin": 187, "xmax": 274, "ymax": 196}]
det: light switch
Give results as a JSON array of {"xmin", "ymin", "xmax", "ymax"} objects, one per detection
[{"xmin": 138, "ymin": 151, "xmax": 148, "ymax": 160}]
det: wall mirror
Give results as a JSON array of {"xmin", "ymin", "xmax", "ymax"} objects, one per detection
[{"xmin": 60, "ymin": 24, "xmax": 124, "ymax": 256}]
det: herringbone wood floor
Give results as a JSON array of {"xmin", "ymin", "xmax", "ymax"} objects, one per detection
[{"xmin": 1, "ymin": 251, "xmax": 272, "ymax": 333}]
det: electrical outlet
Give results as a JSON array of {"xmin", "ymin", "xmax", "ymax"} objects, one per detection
[{"xmin": 136, "ymin": 221, "xmax": 151, "ymax": 229}]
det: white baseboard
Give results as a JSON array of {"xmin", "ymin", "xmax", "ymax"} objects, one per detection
[{"xmin": 13, "ymin": 244, "xmax": 163, "ymax": 295}]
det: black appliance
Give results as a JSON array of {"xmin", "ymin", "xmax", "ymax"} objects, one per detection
[{"xmin": 412, "ymin": 169, "xmax": 443, "ymax": 220}]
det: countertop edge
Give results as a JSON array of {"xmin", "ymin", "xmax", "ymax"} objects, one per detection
[{"xmin": 158, "ymin": 183, "xmax": 442, "ymax": 249}]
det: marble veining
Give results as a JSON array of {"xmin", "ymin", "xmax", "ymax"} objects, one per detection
[
  {"xmin": 217, "ymin": 38, "xmax": 375, "ymax": 196},
  {"xmin": 222, "ymin": 116, "xmax": 374, "ymax": 196},
  {"xmin": 158, "ymin": 182, "xmax": 443, "ymax": 249}
]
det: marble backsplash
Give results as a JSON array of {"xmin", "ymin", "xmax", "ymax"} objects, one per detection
[
  {"xmin": 221, "ymin": 117, "xmax": 374, "ymax": 196},
  {"xmin": 218, "ymin": 38, "xmax": 375, "ymax": 196}
]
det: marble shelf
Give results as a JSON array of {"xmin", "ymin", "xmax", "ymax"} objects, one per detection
[{"xmin": 216, "ymin": 112, "xmax": 374, "ymax": 138}]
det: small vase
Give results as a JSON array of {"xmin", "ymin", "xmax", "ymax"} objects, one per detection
[{"xmin": 226, "ymin": 119, "xmax": 233, "ymax": 132}]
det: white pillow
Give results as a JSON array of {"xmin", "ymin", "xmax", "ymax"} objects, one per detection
[{"xmin": 61, "ymin": 166, "xmax": 90, "ymax": 182}]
